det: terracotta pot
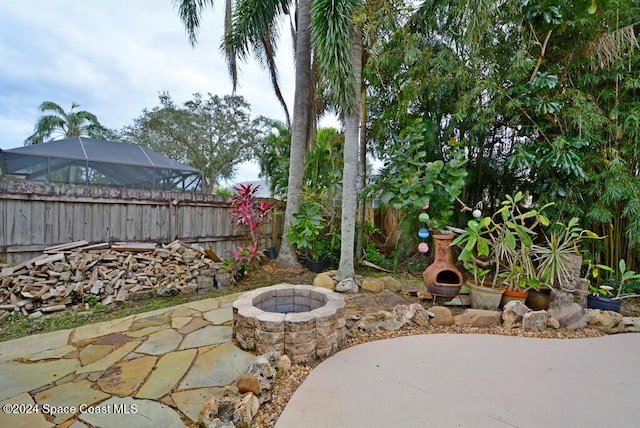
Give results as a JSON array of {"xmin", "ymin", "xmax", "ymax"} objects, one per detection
[
  {"xmin": 423, "ymin": 235, "xmax": 463, "ymax": 299},
  {"xmin": 526, "ymin": 288, "xmax": 551, "ymax": 310},
  {"xmin": 467, "ymin": 283, "xmax": 504, "ymax": 310},
  {"xmin": 500, "ymin": 289, "xmax": 529, "ymax": 309}
]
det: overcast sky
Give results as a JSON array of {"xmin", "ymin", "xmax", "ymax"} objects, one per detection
[{"xmin": 0, "ymin": 1, "xmax": 334, "ymax": 183}]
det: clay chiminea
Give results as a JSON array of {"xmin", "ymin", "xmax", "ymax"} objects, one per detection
[{"xmin": 423, "ymin": 234, "xmax": 463, "ymax": 300}]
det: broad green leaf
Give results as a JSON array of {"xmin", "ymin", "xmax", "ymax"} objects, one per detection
[
  {"xmin": 477, "ymin": 238, "xmax": 490, "ymax": 256},
  {"xmin": 540, "ymin": 215, "xmax": 550, "ymax": 226},
  {"xmin": 505, "ymin": 230, "xmax": 517, "ymax": 249},
  {"xmin": 514, "ymin": 225, "xmax": 533, "ymax": 246},
  {"xmin": 464, "ymin": 235, "xmax": 478, "ymax": 251}
]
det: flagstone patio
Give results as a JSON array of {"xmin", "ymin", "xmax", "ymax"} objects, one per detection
[{"xmin": 0, "ymin": 292, "xmax": 253, "ymax": 427}]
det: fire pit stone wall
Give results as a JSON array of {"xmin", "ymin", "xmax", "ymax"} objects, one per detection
[{"xmin": 232, "ymin": 284, "xmax": 346, "ymax": 364}]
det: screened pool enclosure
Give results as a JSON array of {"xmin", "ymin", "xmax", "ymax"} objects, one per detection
[{"xmin": 0, "ymin": 137, "xmax": 202, "ymax": 192}]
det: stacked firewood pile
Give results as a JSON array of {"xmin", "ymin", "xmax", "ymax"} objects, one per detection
[{"xmin": 0, "ymin": 240, "xmax": 230, "ymax": 320}]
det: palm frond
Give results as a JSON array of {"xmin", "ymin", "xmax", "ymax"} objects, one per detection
[
  {"xmin": 312, "ymin": 0, "xmax": 360, "ymax": 114},
  {"xmin": 588, "ymin": 22, "xmax": 640, "ymax": 69},
  {"xmin": 173, "ymin": 0, "xmax": 215, "ymax": 46},
  {"xmin": 226, "ymin": 0, "xmax": 289, "ymax": 60}
]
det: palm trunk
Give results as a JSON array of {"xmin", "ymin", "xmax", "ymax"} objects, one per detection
[
  {"xmin": 336, "ymin": 27, "xmax": 362, "ymax": 281},
  {"xmin": 355, "ymin": 83, "xmax": 367, "ymax": 262},
  {"xmin": 276, "ymin": 0, "xmax": 312, "ymax": 268}
]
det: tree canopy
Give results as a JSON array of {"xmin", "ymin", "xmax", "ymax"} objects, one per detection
[
  {"xmin": 365, "ymin": 0, "xmax": 640, "ymax": 268},
  {"xmin": 120, "ymin": 92, "xmax": 264, "ymax": 192}
]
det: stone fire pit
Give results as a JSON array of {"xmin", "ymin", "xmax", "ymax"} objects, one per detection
[{"xmin": 232, "ymin": 284, "xmax": 346, "ymax": 364}]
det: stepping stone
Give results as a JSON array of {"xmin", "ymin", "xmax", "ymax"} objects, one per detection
[
  {"xmin": 0, "ymin": 359, "xmax": 80, "ymax": 401},
  {"xmin": 133, "ymin": 307, "xmax": 173, "ymax": 320},
  {"xmin": 129, "ymin": 313, "xmax": 172, "ymax": 331},
  {"xmin": 183, "ymin": 298, "xmax": 221, "ymax": 313},
  {"xmin": 79, "ymin": 397, "xmax": 186, "ymax": 428},
  {"xmin": 136, "ymin": 349, "xmax": 197, "ymax": 399},
  {"xmin": 71, "ymin": 317, "xmax": 134, "ymax": 345},
  {"xmin": 126, "ymin": 324, "xmax": 169, "ymax": 338},
  {"xmin": 97, "ymin": 355, "xmax": 156, "ymax": 395},
  {"xmin": 179, "ymin": 326, "xmax": 232, "ymax": 350},
  {"xmin": 203, "ymin": 307, "xmax": 233, "ymax": 325},
  {"xmin": 79, "ymin": 344, "xmax": 113, "ymax": 365},
  {"xmin": 171, "ymin": 387, "xmax": 227, "ymax": 422},
  {"xmin": 215, "ymin": 292, "xmax": 244, "ymax": 306},
  {"xmin": 76, "ymin": 341, "xmax": 141, "ymax": 374},
  {"xmin": 136, "ymin": 329, "xmax": 182, "ymax": 355},
  {"xmin": 179, "ymin": 342, "xmax": 255, "ymax": 389},
  {"xmin": 171, "ymin": 316, "xmax": 192, "ymax": 330},
  {"xmin": 28, "ymin": 345, "xmax": 76, "ymax": 362},
  {"xmin": 0, "ymin": 392, "xmax": 54, "ymax": 428},
  {"xmin": 34, "ymin": 379, "xmax": 109, "ymax": 425},
  {"xmin": 170, "ymin": 306, "xmax": 200, "ymax": 318},
  {"xmin": 93, "ymin": 332, "xmax": 131, "ymax": 345},
  {"xmin": 0, "ymin": 330, "xmax": 71, "ymax": 363},
  {"xmin": 178, "ymin": 317, "xmax": 210, "ymax": 335}
]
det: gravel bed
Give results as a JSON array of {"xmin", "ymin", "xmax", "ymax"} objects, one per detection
[{"xmin": 252, "ymin": 324, "xmax": 606, "ymax": 427}]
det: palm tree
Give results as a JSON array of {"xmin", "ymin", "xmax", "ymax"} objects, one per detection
[
  {"xmin": 312, "ymin": 0, "xmax": 362, "ymax": 280},
  {"xmin": 175, "ymin": 0, "xmax": 312, "ymax": 267},
  {"xmin": 175, "ymin": 0, "xmax": 291, "ymax": 128},
  {"xmin": 24, "ymin": 101, "xmax": 110, "ymax": 145},
  {"xmin": 275, "ymin": 0, "xmax": 313, "ymax": 267}
]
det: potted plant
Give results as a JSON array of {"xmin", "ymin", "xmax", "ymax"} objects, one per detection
[
  {"xmin": 452, "ymin": 192, "xmax": 550, "ymax": 310},
  {"xmin": 285, "ymin": 201, "xmax": 328, "ymax": 273},
  {"xmin": 452, "ymin": 215, "xmax": 504, "ymax": 309},
  {"xmin": 587, "ymin": 259, "xmax": 640, "ymax": 313},
  {"xmin": 533, "ymin": 217, "xmax": 598, "ymax": 289},
  {"xmin": 521, "ymin": 217, "xmax": 598, "ymax": 309}
]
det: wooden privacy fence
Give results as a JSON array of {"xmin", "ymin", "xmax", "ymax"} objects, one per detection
[{"xmin": 0, "ymin": 179, "xmax": 283, "ymax": 264}]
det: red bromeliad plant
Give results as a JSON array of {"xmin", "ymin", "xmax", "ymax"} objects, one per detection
[{"xmin": 227, "ymin": 184, "xmax": 273, "ymax": 278}]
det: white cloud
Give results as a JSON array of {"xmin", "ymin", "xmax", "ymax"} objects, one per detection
[{"xmin": 0, "ymin": 0, "xmax": 308, "ymax": 183}]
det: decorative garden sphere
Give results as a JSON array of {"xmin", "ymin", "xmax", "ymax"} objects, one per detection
[
  {"xmin": 418, "ymin": 242, "xmax": 429, "ymax": 253},
  {"xmin": 418, "ymin": 212, "xmax": 430, "ymax": 223},
  {"xmin": 418, "ymin": 228, "xmax": 430, "ymax": 239},
  {"xmin": 472, "ymin": 209, "xmax": 482, "ymax": 219}
]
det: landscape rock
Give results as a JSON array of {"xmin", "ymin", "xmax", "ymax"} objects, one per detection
[
  {"xmin": 236, "ymin": 374, "xmax": 260, "ymax": 396},
  {"xmin": 354, "ymin": 311, "xmax": 403, "ymax": 332},
  {"xmin": 393, "ymin": 303, "xmax": 428, "ymax": 327},
  {"xmin": 244, "ymin": 351, "xmax": 285, "ymax": 403},
  {"xmin": 547, "ymin": 303, "xmax": 587, "ymax": 330},
  {"xmin": 428, "ymin": 306, "xmax": 454, "ymax": 327},
  {"xmin": 417, "ymin": 291, "xmax": 433, "ymax": 300},
  {"xmin": 313, "ymin": 274, "xmax": 336, "ymax": 291},
  {"xmin": 549, "ymin": 289, "xmax": 575, "ymax": 308},
  {"xmin": 279, "ymin": 354, "xmax": 292, "ymax": 372},
  {"xmin": 376, "ymin": 289, "xmax": 407, "ymax": 308},
  {"xmin": 546, "ymin": 317, "xmax": 561, "ymax": 329},
  {"xmin": 585, "ymin": 309, "xmax": 623, "ymax": 329},
  {"xmin": 380, "ymin": 276, "xmax": 402, "ymax": 292},
  {"xmin": 336, "ymin": 278, "xmax": 358, "ymax": 294},
  {"xmin": 156, "ymin": 284, "xmax": 180, "ymax": 297},
  {"xmin": 199, "ymin": 391, "xmax": 259, "ymax": 428},
  {"xmin": 619, "ymin": 317, "xmax": 640, "ymax": 333},
  {"xmin": 522, "ymin": 311, "xmax": 549, "ymax": 332},
  {"xmin": 361, "ymin": 278, "xmax": 385, "ymax": 294},
  {"xmin": 455, "ymin": 309, "xmax": 501, "ymax": 328},
  {"xmin": 502, "ymin": 300, "xmax": 531, "ymax": 329}
]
